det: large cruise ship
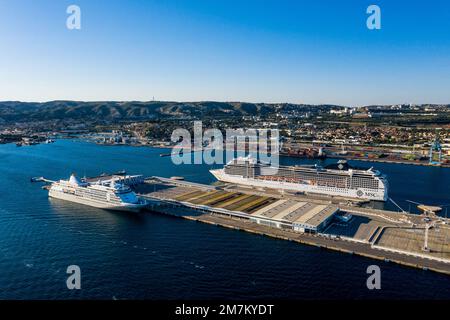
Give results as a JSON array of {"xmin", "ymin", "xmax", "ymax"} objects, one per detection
[
  {"xmin": 48, "ymin": 174, "xmax": 147, "ymax": 211},
  {"xmin": 210, "ymin": 157, "xmax": 389, "ymax": 201}
]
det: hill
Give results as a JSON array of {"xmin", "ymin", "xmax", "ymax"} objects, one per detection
[{"xmin": 0, "ymin": 101, "xmax": 342, "ymax": 123}]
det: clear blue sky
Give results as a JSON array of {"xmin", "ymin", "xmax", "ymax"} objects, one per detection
[{"xmin": 0, "ymin": 0, "xmax": 449, "ymax": 105}]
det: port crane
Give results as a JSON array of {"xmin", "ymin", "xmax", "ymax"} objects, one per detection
[
  {"xmin": 428, "ymin": 136, "xmax": 442, "ymax": 165},
  {"xmin": 405, "ymin": 200, "xmax": 450, "ymax": 252}
]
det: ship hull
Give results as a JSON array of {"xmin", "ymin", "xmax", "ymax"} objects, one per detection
[
  {"xmin": 210, "ymin": 169, "xmax": 387, "ymax": 201},
  {"xmin": 49, "ymin": 188, "xmax": 147, "ymax": 212}
]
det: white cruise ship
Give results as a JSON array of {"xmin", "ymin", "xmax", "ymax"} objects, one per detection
[
  {"xmin": 48, "ymin": 174, "xmax": 147, "ymax": 212},
  {"xmin": 210, "ymin": 157, "xmax": 389, "ymax": 201}
]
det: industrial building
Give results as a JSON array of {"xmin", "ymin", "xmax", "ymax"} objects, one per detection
[
  {"xmin": 137, "ymin": 177, "xmax": 339, "ymax": 234},
  {"xmin": 250, "ymin": 200, "xmax": 338, "ymax": 233}
]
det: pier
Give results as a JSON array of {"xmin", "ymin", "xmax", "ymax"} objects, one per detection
[
  {"xmin": 36, "ymin": 172, "xmax": 450, "ymax": 275},
  {"xmin": 128, "ymin": 176, "xmax": 450, "ymax": 275}
]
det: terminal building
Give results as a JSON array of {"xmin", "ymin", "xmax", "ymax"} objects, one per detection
[
  {"xmin": 249, "ymin": 199, "xmax": 338, "ymax": 233},
  {"xmin": 139, "ymin": 177, "xmax": 340, "ymax": 234}
]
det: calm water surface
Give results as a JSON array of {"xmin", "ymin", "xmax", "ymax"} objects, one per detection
[{"xmin": 0, "ymin": 140, "xmax": 449, "ymax": 299}]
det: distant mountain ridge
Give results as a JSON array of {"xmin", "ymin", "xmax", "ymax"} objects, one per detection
[
  {"xmin": 0, "ymin": 101, "xmax": 343, "ymax": 123},
  {"xmin": 1, "ymin": 101, "xmax": 447, "ymax": 123}
]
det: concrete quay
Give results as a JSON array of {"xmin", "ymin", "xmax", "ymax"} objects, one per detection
[{"xmin": 131, "ymin": 176, "xmax": 450, "ymax": 275}]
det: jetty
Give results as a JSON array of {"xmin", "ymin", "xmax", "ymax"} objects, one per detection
[{"xmin": 34, "ymin": 172, "xmax": 450, "ymax": 275}]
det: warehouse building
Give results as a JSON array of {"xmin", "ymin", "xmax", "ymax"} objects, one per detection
[{"xmin": 250, "ymin": 200, "xmax": 338, "ymax": 233}]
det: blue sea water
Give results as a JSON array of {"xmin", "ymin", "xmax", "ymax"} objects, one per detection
[{"xmin": 0, "ymin": 139, "xmax": 449, "ymax": 299}]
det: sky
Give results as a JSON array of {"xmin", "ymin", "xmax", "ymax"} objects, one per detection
[{"xmin": 0, "ymin": 0, "xmax": 449, "ymax": 106}]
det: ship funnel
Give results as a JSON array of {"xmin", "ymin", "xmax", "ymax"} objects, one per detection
[{"xmin": 69, "ymin": 173, "xmax": 83, "ymax": 186}]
